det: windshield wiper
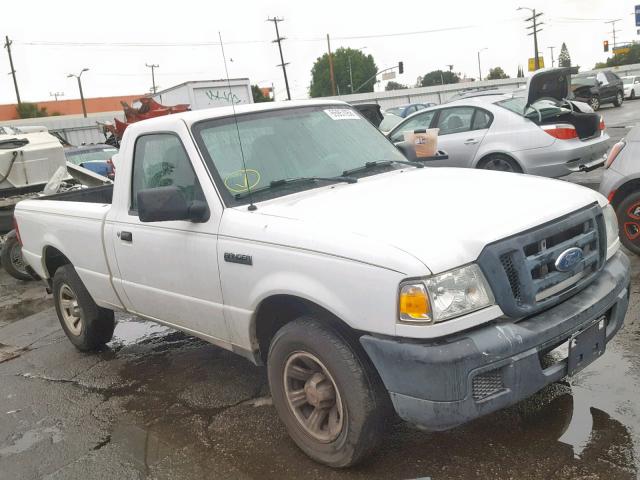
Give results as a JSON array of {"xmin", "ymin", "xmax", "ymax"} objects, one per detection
[
  {"xmin": 342, "ymin": 159, "xmax": 424, "ymax": 177},
  {"xmin": 234, "ymin": 175, "xmax": 357, "ymax": 200}
]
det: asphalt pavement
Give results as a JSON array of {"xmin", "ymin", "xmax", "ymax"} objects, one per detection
[{"xmin": 2, "ymin": 100, "xmax": 640, "ymax": 479}]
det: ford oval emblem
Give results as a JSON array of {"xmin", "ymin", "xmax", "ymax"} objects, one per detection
[{"xmin": 555, "ymin": 247, "xmax": 584, "ymax": 272}]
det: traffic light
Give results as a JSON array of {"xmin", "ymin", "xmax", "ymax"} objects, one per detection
[
  {"xmin": 398, "ymin": 61, "xmax": 404, "ymax": 74},
  {"xmin": 604, "ymin": 40, "xmax": 609, "ymax": 52}
]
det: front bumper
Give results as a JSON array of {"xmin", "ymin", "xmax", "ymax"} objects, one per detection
[{"xmin": 360, "ymin": 250, "xmax": 630, "ymax": 431}]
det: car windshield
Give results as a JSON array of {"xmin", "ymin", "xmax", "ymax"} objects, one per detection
[
  {"xmin": 192, "ymin": 105, "xmax": 407, "ymax": 205},
  {"xmin": 384, "ymin": 107, "xmax": 403, "ymax": 116},
  {"xmin": 379, "ymin": 113, "xmax": 403, "ymax": 132},
  {"xmin": 572, "ymin": 76, "xmax": 597, "ymax": 87},
  {"xmin": 623, "ymin": 77, "xmax": 635, "ymax": 85},
  {"xmin": 65, "ymin": 147, "xmax": 118, "ymax": 165},
  {"xmin": 495, "ymin": 97, "xmax": 567, "ymax": 121}
]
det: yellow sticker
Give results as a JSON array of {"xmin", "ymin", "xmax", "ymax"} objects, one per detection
[{"xmin": 224, "ymin": 169, "xmax": 261, "ymax": 193}]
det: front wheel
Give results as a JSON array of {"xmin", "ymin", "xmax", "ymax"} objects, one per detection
[
  {"xmin": 589, "ymin": 96, "xmax": 601, "ymax": 111},
  {"xmin": 614, "ymin": 91, "xmax": 624, "ymax": 107},
  {"xmin": 1, "ymin": 230, "xmax": 32, "ymax": 281},
  {"xmin": 616, "ymin": 192, "xmax": 640, "ymax": 255},
  {"xmin": 53, "ymin": 265, "xmax": 115, "ymax": 351},
  {"xmin": 267, "ymin": 316, "xmax": 390, "ymax": 467},
  {"xmin": 478, "ymin": 154, "xmax": 522, "ymax": 173},
  {"xmin": 631, "ymin": 90, "xmax": 636, "ymax": 100}
]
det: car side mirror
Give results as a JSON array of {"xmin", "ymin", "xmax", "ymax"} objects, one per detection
[
  {"xmin": 597, "ymin": 80, "xmax": 604, "ymax": 86},
  {"xmin": 137, "ymin": 186, "xmax": 209, "ymax": 223}
]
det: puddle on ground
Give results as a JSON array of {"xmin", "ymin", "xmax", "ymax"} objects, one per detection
[
  {"xmin": 109, "ymin": 317, "xmax": 171, "ymax": 347},
  {"xmin": 0, "ymin": 426, "xmax": 63, "ymax": 456}
]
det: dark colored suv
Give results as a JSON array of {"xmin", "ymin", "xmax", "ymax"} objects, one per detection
[{"xmin": 571, "ymin": 71, "xmax": 624, "ymax": 111}]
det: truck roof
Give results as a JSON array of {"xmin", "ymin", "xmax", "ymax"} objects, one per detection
[{"xmin": 131, "ymin": 99, "xmax": 349, "ymax": 130}]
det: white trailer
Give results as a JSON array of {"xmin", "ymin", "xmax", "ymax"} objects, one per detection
[{"xmin": 152, "ymin": 79, "xmax": 253, "ymax": 110}]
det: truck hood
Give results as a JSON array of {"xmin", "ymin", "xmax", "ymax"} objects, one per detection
[{"xmin": 243, "ymin": 167, "xmax": 606, "ymax": 274}]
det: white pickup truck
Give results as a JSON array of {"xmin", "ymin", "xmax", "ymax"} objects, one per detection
[{"xmin": 14, "ymin": 100, "xmax": 630, "ymax": 467}]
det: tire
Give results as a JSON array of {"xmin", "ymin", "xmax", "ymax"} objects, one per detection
[
  {"xmin": 616, "ymin": 191, "xmax": 640, "ymax": 255},
  {"xmin": 589, "ymin": 96, "xmax": 600, "ymax": 111},
  {"xmin": 1, "ymin": 231, "xmax": 33, "ymax": 281},
  {"xmin": 631, "ymin": 90, "xmax": 636, "ymax": 100},
  {"xmin": 613, "ymin": 91, "xmax": 624, "ymax": 107},
  {"xmin": 52, "ymin": 265, "xmax": 115, "ymax": 351},
  {"xmin": 267, "ymin": 316, "xmax": 390, "ymax": 467},
  {"xmin": 478, "ymin": 154, "xmax": 522, "ymax": 173}
]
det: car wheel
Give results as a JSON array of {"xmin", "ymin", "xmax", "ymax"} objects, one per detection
[
  {"xmin": 614, "ymin": 91, "xmax": 623, "ymax": 107},
  {"xmin": 53, "ymin": 264, "xmax": 115, "ymax": 351},
  {"xmin": 478, "ymin": 154, "xmax": 522, "ymax": 173},
  {"xmin": 616, "ymin": 191, "xmax": 640, "ymax": 255},
  {"xmin": 631, "ymin": 90, "xmax": 636, "ymax": 100},
  {"xmin": 267, "ymin": 316, "xmax": 390, "ymax": 467},
  {"xmin": 589, "ymin": 96, "xmax": 600, "ymax": 111},
  {"xmin": 1, "ymin": 230, "xmax": 33, "ymax": 281}
]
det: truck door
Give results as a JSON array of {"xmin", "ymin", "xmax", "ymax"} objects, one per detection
[{"xmin": 109, "ymin": 130, "xmax": 229, "ymax": 343}]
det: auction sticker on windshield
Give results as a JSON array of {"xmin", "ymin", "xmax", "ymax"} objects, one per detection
[{"xmin": 324, "ymin": 109, "xmax": 361, "ymax": 120}]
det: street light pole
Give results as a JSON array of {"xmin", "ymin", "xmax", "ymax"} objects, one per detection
[
  {"xmin": 477, "ymin": 48, "xmax": 487, "ymax": 81},
  {"xmin": 67, "ymin": 68, "xmax": 89, "ymax": 118},
  {"xmin": 146, "ymin": 63, "xmax": 159, "ymax": 94}
]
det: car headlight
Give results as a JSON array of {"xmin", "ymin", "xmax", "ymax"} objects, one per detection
[
  {"xmin": 399, "ymin": 264, "xmax": 494, "ymax": 324},
  {"xmin": 603, "ymin": 203, "xmax": 619, "ymax": 255}
]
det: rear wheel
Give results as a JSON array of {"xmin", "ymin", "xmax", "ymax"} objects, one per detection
[
  {"xmin": 589, "ymin": 96, "xmax": 600, "ymax": 111},
  {"xmin": 614, "ymin": 91, "xmax": 624, "ymax": 107},
  {"xmin": 478, "ymin": 154, "xmax": 522, "ymax": 173},
  {"xmin": 267, "ymin": 316, "xmax": 389, "ymax": 467},
  {"xmin": 616, "ymin": 191, "xmax": 640, "ymax": 255},
  {"xmin": 1, "ymin": 231, "xmax": 32, "ymax": 281},
  {"xmin": 53, "ymin": 265, "xmax": 115, "ymax": 351}
]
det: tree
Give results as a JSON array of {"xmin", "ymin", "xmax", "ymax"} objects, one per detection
[
  {"xmin": 595, "ymin": 42, "xmax": 640, "ymax": 68},
  {"xmin": 486, "ymin": 67, "xmax": 509, "ymax": 80},
  {"xmin": 309, "ymin": 48, "xmax": 377, "ymax": 97},
  {"xmin": 251, "ymin": 85, "xmax": 273, "ymax": 103},
  {"xmin": 419, "ymin": 70, "xmax": 459, "ymax": 87},
  {"xmin": 16, "ymin": 102, "xmax": 48, "ymax": 119},
  {"xmin": 558, "ymin": 43, "xmax": 572, "ymax": 67},
  {"xmin": 385, "ymin": 81, "xmax": 408, "ymax": 91},
  {"xmin": 517, "ymin": 65, "xmax": 525, "ymax": 78}
]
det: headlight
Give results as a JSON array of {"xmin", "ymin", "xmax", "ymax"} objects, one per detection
[
  {"xmin": 399, "ymin": 264, "xmax": 494, "ymax": 324},
  {"xmin": 603, "ymin": 203, "xmax": 619, "ymax": 255}
]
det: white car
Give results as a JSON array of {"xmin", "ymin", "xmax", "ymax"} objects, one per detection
[
  {"xmin": 622, "ymin": 76, "xmax": 640, "ymax": 99},
  {"xmin": 15, "ymin": 99, "xmax": 629, "ymax": 467},
  {"xmin": 388, "ymin": 68, "xmax": 609, "ymax": 178}
]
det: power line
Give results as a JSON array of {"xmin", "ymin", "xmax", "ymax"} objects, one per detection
[
  {"xmin": 267, "ymin": 17, "xmax": 291, "ymax": 101},
  {"xmin": 605, "ymin": 18, "xmax": 623, "ymax": 49},
  {"xmin": 518, "ymin": 7, "xmax": 543, "ymax": 70}
]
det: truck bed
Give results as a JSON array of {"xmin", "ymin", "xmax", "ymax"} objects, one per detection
[{"xmin": 37, "ymin": 184, "xmax": 113, "ymax": 204}]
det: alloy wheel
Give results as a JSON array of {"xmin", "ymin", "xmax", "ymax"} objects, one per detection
[
  {"xmin": 59, "ymin": 284, "xmax": 83, "ymax": 336},
  {"xmin": 589, "ymin": 97, "xmax": 600, "ymax": 110}
]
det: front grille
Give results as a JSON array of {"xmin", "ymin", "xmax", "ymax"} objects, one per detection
[
  {"xmin": 478, "ymin": 204, "xmax": 606, "ymax": 318},
  {"xmin": 472, "ymin": 369, "xmax": 504, "ymax": 400}
]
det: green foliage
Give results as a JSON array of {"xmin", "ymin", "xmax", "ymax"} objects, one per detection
[
  {"xmin": 486, "ymin": 67, "xmax": 509, "ymax": 80},
  {"xmin": 309, "ymin": 48, "xmax": 377, "ymax": 97},
  {"xmin": 16, "ymin": 102, "xmax": 48, "ymax": 119},
  {"xmin": 558, "ymin": 43, "xmax": 571, "ymax": 68},
  {"xmin": 385, "ymin": 81, "xmax": 408, "ymax": 91},
  {"xmin": 595, "ymin": 42, "xmax": 640, "ymax": 68},
  {"xmin": 419, "ymin": 70, "xmax": 459, "ymax": 87},
  {"xmin": 251, "ymin": 85, "xmax": 273, "ymax": 103}
]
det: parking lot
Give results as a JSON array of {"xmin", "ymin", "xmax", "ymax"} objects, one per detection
[{"xmin": 1, "ymin": 99, "xmax": 640, "ymax": 480}]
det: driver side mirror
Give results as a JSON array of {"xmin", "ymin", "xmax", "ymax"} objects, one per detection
[{"xmin": 137, "ymin": 186, "xmax": 209, "ymax": 223}]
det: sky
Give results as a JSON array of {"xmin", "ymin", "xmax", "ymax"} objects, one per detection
[{"xmin": 1, "ymin": 0, "xmax": 639, "ymax": 104}]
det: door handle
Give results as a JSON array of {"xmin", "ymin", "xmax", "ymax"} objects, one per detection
[
  {"xmin": 119, "ymin": 231, "xmax": 133, "ymax": 242},
  {"xmin": 464, "ymin": 138, "xmax": 479, "ymax": 145}
]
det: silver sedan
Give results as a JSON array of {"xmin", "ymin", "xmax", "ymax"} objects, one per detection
[{"xmin": 387, "ymin": 91, "xmax": 610, "ymax": 178}]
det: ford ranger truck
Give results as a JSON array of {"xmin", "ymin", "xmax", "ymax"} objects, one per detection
[{"xmin": 14, "ymin": 100, "xmax": 630, "ymax": 468}]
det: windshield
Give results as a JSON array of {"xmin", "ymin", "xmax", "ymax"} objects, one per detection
[
  {"xmin": 192, "ymin": 105, "xmax": 407, "ymax": 205},
  {"xmin": 572, "ymin": 76, "xmax": 597, "ymax": 87},
  {"xmin": 385, "ymin": 107, "xmax": 403, "ymax": 116},
  {"xmin": 623, "ymin": 77, "xmax": 635, "ymax": 85},
  {"xmin": 65, "ymin": 147, "xmax": 118, "ymax": 165}
]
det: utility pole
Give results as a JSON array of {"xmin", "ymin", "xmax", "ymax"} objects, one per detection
[
  {"xmin": 548, "ymin": 46, "xmax": 556, "ymax": 67},
  {"xmin": 326, "ymin": 34, "xmax": 336, "ymax": 96},
  {"xmin": 477, "ymin": 48, "xmax": 487, "ymax": 81},
  {"xmin": 348, "ymin": 56, "xmax": 354, "ymax": 93},
  {"xmin": 518, "ymin": 7, "xmax": 544, "ymax": 70},
  {"xmin": 49, "ymin": 92, "xmax": 64, "ymax": 101},
  {"xmin": 605, "ymin": 19, "xmax": 622, "ymax": 49},
  {"xmin": 145, "ymin": 63, "xmax": 159, "ymax": 94},
  {"xmin": 67, "ymin": 68, "xmax": 89, "ymax": 118},
  {"xmin": 4, "ymin": 36, "xmax": 21, "ymax": 105},
  {"xmin": 267, "ymin": 17, "xmax": 291, "ymax": 100}
]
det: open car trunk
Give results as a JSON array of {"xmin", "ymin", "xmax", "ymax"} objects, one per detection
[{"xmin": 541, "ymin": 108, "xmax": 601, "ymax": 140}]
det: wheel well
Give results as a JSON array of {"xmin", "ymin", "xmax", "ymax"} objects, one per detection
[
  {"xmin": 476, "ymin": 152, "xmax": 522, "ymax": 171},
  {"xmin": 43, "ymin": 246, "xmax": 71, "ymax": 280},
  {"xmin": 254, "ymin": 295, "xmax": 355, "ymax": 364},
  {"xmin": 610, "ymin": 179, "xmax": 640, "ymax": 210}
]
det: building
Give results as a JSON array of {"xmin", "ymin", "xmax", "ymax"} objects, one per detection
[
  {"xmin": 0, "ymin": 94, "xmax": 144, "ymax": 121},
  {"xmin": 151, "ymin": 79, "xmax": 253, "ymax": 110}
]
